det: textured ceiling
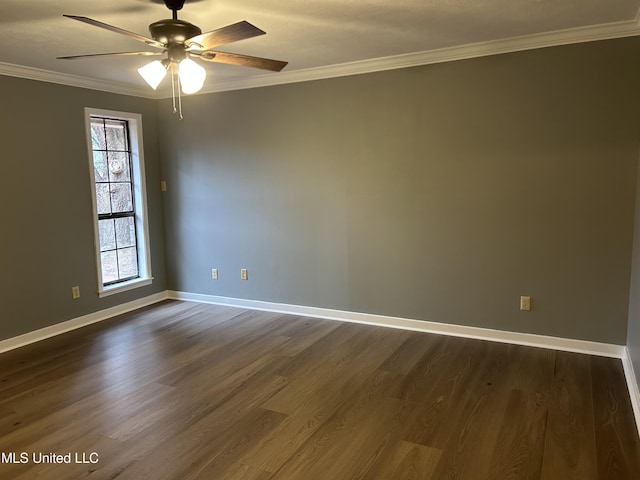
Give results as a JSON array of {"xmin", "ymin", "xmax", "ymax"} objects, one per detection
[{"xmin": 1, "ymin": 0, "xmax": 639, "ymax": 97}]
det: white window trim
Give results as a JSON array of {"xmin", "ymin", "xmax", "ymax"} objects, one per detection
[{"xmin": 84, "ymin": 107, "xmax": 153, "ymax": 298}]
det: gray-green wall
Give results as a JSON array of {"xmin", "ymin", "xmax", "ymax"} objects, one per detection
[
  {"xmin": 3, "ymin": 36, "xmax": 640, "ymax": 353},
  {"xmin": 0, "ymin": 76, "xmax": 167, "ymax": 341},
  {"xmin": 628, "ymin": 155, "xmax": 640, "ymax": 386},
  {"xmin": 158, "ymin": 37, "xmax": 640, "ymax": 345}
]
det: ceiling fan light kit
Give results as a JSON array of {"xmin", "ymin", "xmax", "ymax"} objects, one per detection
[
  {"xmin": 137, "ymin": 60, "xmax": 168, "ymax": 89},
  {"xmin": 177, "ymin": 58, "xmax": 206, "ymax": 93},
  {"xmin": 58, "ymin": 0, "xmax": 287, "ymax": 119}
]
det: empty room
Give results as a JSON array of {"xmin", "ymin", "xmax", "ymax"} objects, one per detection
[{"xmin": 2, "ymin": 0, "xmax": 640, "ymax": 478}]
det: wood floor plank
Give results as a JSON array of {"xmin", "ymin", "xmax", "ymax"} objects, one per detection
[
  {"xmin": 115, "ymin": 368, "xmax": 289, "ymax": 465},
  {"xmin": 400, "ymin": 336, "xmax": 486, "ymax": 448},
  {"xmin": 263, "ymin": 324, "xmax": 408, "ymax": 415},
  {"xmin": 378, "ymin": 331, "xmax": 441, "ymax": 375},
  {"xmin": 428, "ymin": 341, "xmax": 521, "ymax": 480},
  {"xmin": 0, "ymin": 378, "xmax": 174, "ymax": 452},
  {"xmin": 485, "ymin": 345, "xmax": 554, "ymax": 480},
  {"xmin": 269, "ymin": 322, "xmax": 371, "ymax": 379},
  {"xmin": 269, "ymin": 370, "xmax": 402, "ymax": 480},
  {"xmin": 0, "ymin": 300, "xmax": 639, "ymax": 480},
  {"xmin": 486, "ymin": 388, "xmax": 548, "ymax": 480},
  {"xmin": 591, "ymin": 356, "xmax": 640, "ymax": 479},
  {"xmin": 244, "ymin": 328, "xmax": 409, "ymax": 473},
  {"xmin": 388, "ymin": 335, "xmax": 453, "ymax": 404},
  {"xmin": 244, "ymin": 362, "xmax": 396, "ymax": 472},
  {"xmin": 389, "ymin": 441, "xmax": 443, "ymax": 480},
  {"xmin": 115, "ymin": 374, "xmax": 288, "ymax": 480},
  {"xmin": 189, "ymin": 461, "xmax": 273, "ymax": 480},
  {"xmin": 540, "ymin": 351, "xmax": 598, "ymax": 480}
]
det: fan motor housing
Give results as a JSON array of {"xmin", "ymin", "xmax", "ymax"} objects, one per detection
[{"xmin": 149, "ymin": 19, "xmax": 202, "ymax": 45}]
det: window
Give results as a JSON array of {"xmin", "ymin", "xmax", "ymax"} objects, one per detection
[{"xmin": 85, "ymin": 108, "xmax": 152, "ymax": 297}]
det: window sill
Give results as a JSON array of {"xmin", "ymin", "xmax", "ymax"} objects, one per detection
[{"xmin": 98, "ymin": 277, "xmax": 153, "ymax": 298}]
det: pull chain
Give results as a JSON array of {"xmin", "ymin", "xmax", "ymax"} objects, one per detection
[
  {"xmin": 177, "ymin": 76, "xmax": 183, "ymax": 120},
  {"xmin": 171, "ymin": 68, "xmax": 177, "ymax": 114},
  {"xmin": 170, "ymin": 67, "xmax": 183, "ymax": 120}
]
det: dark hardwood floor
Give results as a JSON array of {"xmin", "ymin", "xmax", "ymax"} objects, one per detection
[{"xmin": 0, "ymin": 300, "xmax": 639, "ymax": 479}]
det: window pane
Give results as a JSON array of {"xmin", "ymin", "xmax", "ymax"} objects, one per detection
[
  {"xmin": 90, "ymin": 122, "xmax": 106, "ymax": 150},
  {"xmin": 105, "ymin": 120, "xmax": 127, "ymax": 151},
  {"xmin": 93, "ymin": 151, "xmax": 108, "ymax": 182},
  {"xmin": 89, "ymin": 112, "xmax": 148, "ymax": 289},
  {"xmin": 118, "ymin": 247, "xmax": 138, "ymax": 278},
  {"xmin": 108, "ymin": 151, "xmax": 131, "ymax": 182},
  {"xmin": 110, "ymin": 184, "xmax": 133, "ymax": 212},
  {"xmin": 98, "ymin": 219, "xmax": 116, "ymax": 252},
  {"xmin": 115, "ymin": 217, "xmax": 136, "ymax": 248},
  {"xmin": 96, "ymin": 184, "xmax": 111, "ymax": 214},
  {"xmin": 101, "ymin": 250, "xmax": 118, "ymax": 284}
]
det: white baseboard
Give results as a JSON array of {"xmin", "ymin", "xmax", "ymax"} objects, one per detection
[
  {"xmin": 167, "ymin": 291, "xmax": 625, "ymax": 358},
  {"xmin": 170, "ymin": 290, "xmax": 640, "ymax": 436},
  {"xmin": 622, "ymin": 348, "xmax": 640, "ymax": 438},
  {"xmin": 2, "ymin": 289, "xmax": 624, "ymax": 360},
  {"xmin": 0, "ymin": 291, "xmax": 169, "ymax": 354},
  {"xmin": 1, "ymin": 289, "xmax": 638, "ymax": 436}
]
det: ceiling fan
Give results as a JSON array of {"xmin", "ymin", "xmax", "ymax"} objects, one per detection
[{"xmin": 58, "ymin": 0, "xmax": 288, "ymax": 118}]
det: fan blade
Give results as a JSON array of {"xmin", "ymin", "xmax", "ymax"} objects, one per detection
[
  {"xmin": 63, "ymin": 15, "xmax": 165, "ymax": 48},
  {"xmin": 57, "ymin": 51, "xmax": 162, "ymax": 60},
  {"xmin": 195, "ymin": 51, "xmax": 287, "ymax": 72},
  {"xmin": 186, "ymin": 21, "xmax": 265, "ymax": 50}
]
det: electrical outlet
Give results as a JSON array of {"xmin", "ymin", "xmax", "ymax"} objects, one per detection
[
  {"xmin": 72, "ymin": 286, "xmax": 80, "ymax": 299},
  {"xmin": 212, "ymin": 268, "xmax": 218, "ymax": 280},
  {"xmin": 160, "ymin": 180, "xmax": 167, "ymax": 192},
  {"xmin": 241, "ymin": 269, "xmax": 248, "ymax": 280},
  {"xmin": 520, "ymin": 295, "xmax": 531, "ymax": 311}
]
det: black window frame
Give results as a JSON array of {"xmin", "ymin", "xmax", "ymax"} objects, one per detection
[{"xmin": 90, "ymin": 116, "xmax": 140, "ymax": 286}]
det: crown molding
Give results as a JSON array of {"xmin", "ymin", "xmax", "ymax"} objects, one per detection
[
  {"xmin": 0, "ymin": 61, "xmax": 154, "ymax": 98},
  {"xmin": 2, "ymin": 16, "xmax": 640, "ymax": 98},
  {"xmin": 196, "ymin": 17, "xmax": 640, "ymax": 95}
]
